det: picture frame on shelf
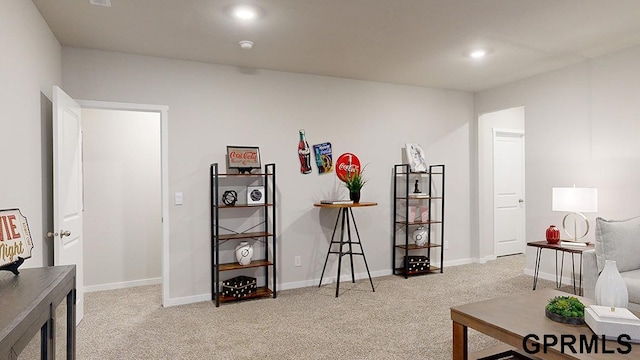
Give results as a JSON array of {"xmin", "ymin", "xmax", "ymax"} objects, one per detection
[
  {"xmin": 247, "ymin": 185, "xmax": 265, "ymax": 205},
  {"xmin": 408, "ymin": 206, "xmax": 428, "ymax": 223},
  {"xmin": 419, "ymin": 206, "xmax": 429, "ymax": 223},
  {"xmin": 405, "ymin": 143, "xmax": 427, "ymax": 173},
  {"xmin": 409, "ymin": 206, "xmax": 418, "ymax": 223},
  {"xmin": 227, "ymin": 146, "xmax": 261, "ymax": 174}
]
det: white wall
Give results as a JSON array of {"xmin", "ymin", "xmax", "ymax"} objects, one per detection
[
  {"xmin": 62, "ymin": 48, "xmax": 474, "ymax": 302},
  {"xmin": 0, "ymin": 0, "xmax": 61, "ymax": 267},
  {"xmin": 82, "ymin": 109, "xmax": 162, "ymax": 289},
  {"xmin": 475, "ymin": 45, "xmax": 640, "ymax": 279}
]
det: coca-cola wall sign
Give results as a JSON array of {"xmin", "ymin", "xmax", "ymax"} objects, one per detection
[
  {"xmin": 298, "ymin": 129, "xmax": 312, "ymax": 174},
  {"xmin": 227, "ymin": 146, "xmax": 261, "ymax": 173},
  {"xmin": 0, "ymin": 209, "xmax": 33, "ymax": 268},
  {"xmin": 335, "ymin": 153, "xmax": 362, "ymax": 182}
]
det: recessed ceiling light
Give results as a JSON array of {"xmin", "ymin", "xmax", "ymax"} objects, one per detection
[
  {"xmin": 469, "ymin": 50, "xmax": 487, "ymax": 59},
  {"xmin": 89, "ymin": 0, "xmax": 111, "ymax": 6},
  {"xmin": 233, "ymin": 6, "xmax": 257, "ymax": 20},
  {"xmin": 239, "ymin": 40, "xmax": 254, "ymax": 50}
]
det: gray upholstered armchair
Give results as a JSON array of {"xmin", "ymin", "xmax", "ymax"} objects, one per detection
[{"xmin": 583, "ymin": 216, "xmax": 640, "ymax": 311}]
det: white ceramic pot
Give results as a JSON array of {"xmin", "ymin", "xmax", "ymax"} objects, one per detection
[
  {"xmin": 413, "ymin": 226, "xmax": 428, "ymax": 247},
  {"xmin": 595, "ymin": 259, "xmax": 629, "ymax": 308},
  {"xmin": 235, "ymin": 241, "xmax": 253, "ymax": 266}
]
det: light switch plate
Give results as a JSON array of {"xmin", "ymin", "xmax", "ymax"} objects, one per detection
[{"xmin": 174, "ymin": 192, "xmax": 183, "ymax": 205}]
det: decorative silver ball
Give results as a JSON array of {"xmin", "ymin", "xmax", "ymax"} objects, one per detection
[{"xmin": 222, "ymin": 190, "xmax": 238, "ymax": 206}]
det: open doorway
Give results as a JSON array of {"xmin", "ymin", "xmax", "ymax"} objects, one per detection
[
  {"xmin": 49, "ymin": 91, "xmax": 170, "ymax": 309},
  {"xmin": 77, "ymin": 100, "xmax": 169, "ymax": 306},
  {"xmin": 81, "ymin": 108, "xmax": 162, "ymax": 292},
  {"xmin": 478, "ymin": 106, "xmax": 526, "ymax": 260}
]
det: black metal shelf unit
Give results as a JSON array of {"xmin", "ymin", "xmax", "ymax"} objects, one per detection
[
  {"xmin": 210, "ymin": 163, "xmax": 277, "ymax": 307},
  {"xmin": 392, "ymin": 164, "xmax": 445, "ymax": 278}
]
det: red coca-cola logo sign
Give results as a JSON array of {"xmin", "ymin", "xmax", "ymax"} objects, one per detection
[
  {"xmin": 227, "ymin": 146, "xmax": 261, "ymax": 168},
  {"xmin": 229, "ymin": 151, "xmax": 257, "ymax": 162},
  {"xmin": 335, "ymin": 153, "xmax": 361, "ymax": 182}
]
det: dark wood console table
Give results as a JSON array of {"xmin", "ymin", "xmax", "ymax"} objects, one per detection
[
  {"xmin": 528, "ymin": 240, "xmax": 594, "ymax": 296},
  {"xmin": 0, "ymin": 265, "xmax": 76, "ymax": 359}
]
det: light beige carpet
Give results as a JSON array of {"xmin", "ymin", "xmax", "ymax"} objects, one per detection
[{"xmin": 23, "ymin": 254, "xmax": 567, "ymax": 359}]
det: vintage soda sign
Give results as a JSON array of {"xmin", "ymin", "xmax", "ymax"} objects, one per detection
[
  {"xmin": 226, "ymin": 146, "xmax": 261, "ymax": 173},
  {"xmin": 313, "ymin": 142, "xmax": 333, "ymax": 174},
  {"xmin": 298, "ymin": 130, "xmax": 312, "ymax": 174},
  {"xmin": 335, "ymin": 152, "xmax": 361, "ymax": 182},
  {"xmin": 0, "ymin": 209, "xmax": 33, "ymax": 267}
]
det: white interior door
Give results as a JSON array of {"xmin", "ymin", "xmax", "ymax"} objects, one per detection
[
  {"xmin": 53, "ymin": 86, "xmax": 84, "ymax": 324},
  {"xmin": 493, "ymin": 130, "xmax": 525, "ymax": 257}
]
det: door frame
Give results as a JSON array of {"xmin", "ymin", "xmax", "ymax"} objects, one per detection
[
  {"xmin": 477, "ymin": 106, "xmax": 525, "ymax": 263},
  {"xmin": 77, "ymin": 99, "xmax": 170, "ymax": 307},
  {"xmin": 492, "ymin": 128, "xmax": 526, "ymax": 256}
]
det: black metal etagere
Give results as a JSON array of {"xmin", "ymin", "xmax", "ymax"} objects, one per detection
[
  {"xmin": 392, "ymin": 164, "xmax": 445, "ymax": 278},
  {"xmin": 210, "ymin": 163, "xmax": 277, "ymax": 307}
]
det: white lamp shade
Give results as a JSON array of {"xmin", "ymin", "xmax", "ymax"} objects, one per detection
[{"xmin": 552, "ymin": 187, "xmax": 598, "ymax": 213}]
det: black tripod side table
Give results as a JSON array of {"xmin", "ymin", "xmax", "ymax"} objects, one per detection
[{"xmin": 314, "ymin": 202, "xmax": 377, "ymax": 297}]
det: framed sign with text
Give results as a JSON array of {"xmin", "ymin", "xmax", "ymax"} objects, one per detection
[
  {"xmin": 0, "ymin": 208, "xmax": 33, "ymax": 274},
  {"xmin": 227, "ymin": 146, "xmax": 261, "ymax": 174}
]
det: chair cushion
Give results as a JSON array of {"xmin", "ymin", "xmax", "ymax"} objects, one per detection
[
  {"xmin": 595, "ymin": 216, "xmax": 640, "ymax": 273},
  {"xmin": 621, "ymin": 269, "xmax": 640, "ymax": 305}
]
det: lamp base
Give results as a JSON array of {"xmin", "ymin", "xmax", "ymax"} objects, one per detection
[{"xmin": 562, "ymin": 211, "xmax": 589, "ymax": 241}]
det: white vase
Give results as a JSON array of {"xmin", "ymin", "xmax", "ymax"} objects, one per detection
[
  {"xmin": 235, "ymin": 241, "xmax": 253, "ymax": 266},
  {"xmin": 595, "ymin": 259, "xmax": 628, "ymax": 308},
  {"xmin": 413, "ymin": 226, "xmax": 428, "ymax": 247}
]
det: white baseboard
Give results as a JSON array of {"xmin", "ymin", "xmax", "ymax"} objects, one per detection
[
  {"xmin": 523, "ymin": 268, "xmax": 575, "ymax": 286},
  {"xmin": 279, "ymin": 269, "xmax": 393, "ymax": 291},
  {"xmin": 164, "ymin": 271, "xmax": 394, "ymax": 307},
  {"xmin": 164, "ymin": 293, "xmax": 211, "ymax": 307},
  {"xmin": 279, "ymin": 259, "xmax": 478, "ymax": 291},
  {"xmin": 161, "ymin": 259, "xmax": 505, "ymax": 307},
  {"xmin": 279, "ymin": 278, "xmax": 319, "ymax": 290},
  {"xmin": 84, "ymin": 277, "xmax": 162, "ymax": 293},
  {"xmin": 477, "ymin": 255, "xmax": 497, "ymax": 264},
  {"xmin": 442, "ymin": 258, "xmax": 476, "ymax": 267}
]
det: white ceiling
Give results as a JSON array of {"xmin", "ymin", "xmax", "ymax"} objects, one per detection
[{"xmin": 32, "ymin": 0, "xmax": 640, "ymax": 92}]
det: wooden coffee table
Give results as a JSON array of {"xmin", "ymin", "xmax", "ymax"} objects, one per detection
[{"xmin": 451, "ymin": 289, "xmax": 639, "ymax": 359}]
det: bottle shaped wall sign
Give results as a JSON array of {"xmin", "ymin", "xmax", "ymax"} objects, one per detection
[{"xmin": 298, "ymin": 129, "xmax": 312, "ymax": 174}]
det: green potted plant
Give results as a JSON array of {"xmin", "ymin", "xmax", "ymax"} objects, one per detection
[
  {"xmin": 344, "ymin": 168, "xmax": 367, "ymax": 203},
  {"xmin": 545, "ymin": 296, "xmax": 585, "ymax": 324}
]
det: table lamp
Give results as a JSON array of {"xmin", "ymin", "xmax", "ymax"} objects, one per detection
[{"xmin": 552, "ymin": 187, "xmax": 598, "ymax": 242}]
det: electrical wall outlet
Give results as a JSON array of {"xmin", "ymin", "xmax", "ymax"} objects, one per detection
[
  {"xmin": 294, "ymin": 256, "xmax": 302, "ymax": 267},
  {"xmin": 444, "ymin": 241, "xmax": 450, "ymax": 250}
]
